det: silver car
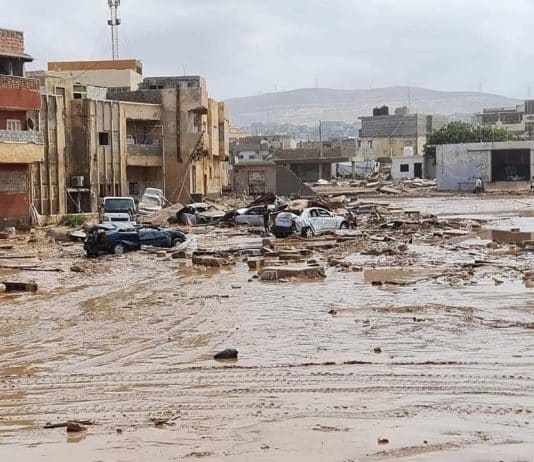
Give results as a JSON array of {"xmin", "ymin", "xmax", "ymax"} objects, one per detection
[
  {"xmin": 273, "ymin": 207, "xmax": 347, "ymax": 238},
  {"xmin": 235, "ymin": 205, "xmax": 274, "ymax": 227}
]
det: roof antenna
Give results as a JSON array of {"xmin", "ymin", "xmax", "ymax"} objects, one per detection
[{"xmin": 107, "ymin": 0, "xmax": 121, "ymax": 60}]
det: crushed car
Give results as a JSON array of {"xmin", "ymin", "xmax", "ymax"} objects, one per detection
[
  {"xmin": 272, "ymin": 206, "xmax": 348, "ymax": 238},
  {"xmin": 177, "ymin": 202, "xmax": 225, "ymax": 225},
  {"xmin": 84, "ymin": 224, "xmax": 186, "ymax": 257},
  {"xmin": 235, "ymin": 205, "xmax": 276, "ymax": 227}
]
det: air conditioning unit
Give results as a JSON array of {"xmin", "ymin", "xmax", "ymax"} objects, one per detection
[{"xmin": 71, "ymin": 176, "xmax": 85, "ymax": 188}]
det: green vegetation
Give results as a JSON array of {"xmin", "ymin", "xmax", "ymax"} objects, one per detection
[
  {"xmin": 63, "ymin": 214, "xmax": 87, "ymax": 227},
  {"xmin": 424, "ymin": 121, "xmax": 517, "ymax": 158}
]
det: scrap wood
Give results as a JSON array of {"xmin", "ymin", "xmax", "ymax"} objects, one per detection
[
  {"xmin": 44, "ymin": 420, "xmax": 95, "ymax": 429},
  {"xmin": 0, "ymin": 264, "xmax": 63, "ymax": 272}
]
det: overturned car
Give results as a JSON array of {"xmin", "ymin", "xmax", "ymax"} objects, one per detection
[{"xmin": 84, "ymin": 224, "xmax": 186, "ymax": 257}]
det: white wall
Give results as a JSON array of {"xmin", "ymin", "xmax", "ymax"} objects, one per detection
[{"xmin": 391, "ymin": 156, "xmax": 424, "ymax": 180}]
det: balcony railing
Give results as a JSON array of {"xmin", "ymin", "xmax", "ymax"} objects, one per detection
[
  {"xmin": 127, "ymin": 143, "xmax": 162, "ymax": 156},
  {"xmin": 0, "ymin": 130, "xmax": 43, "ymax": 144}
]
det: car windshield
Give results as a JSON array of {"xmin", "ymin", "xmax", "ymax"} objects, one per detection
[
  {"xmin": 104, "ymin": 199, "xmax": 135, "ymax": 212},
  {"xmin": 140, "ymin": 196, "xmax": 160, "ymax": 206}
]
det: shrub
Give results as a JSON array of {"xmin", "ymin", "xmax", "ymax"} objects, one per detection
[{"xmin": 63, "ymin": 214, "xmax": 86, "ymax": 227}]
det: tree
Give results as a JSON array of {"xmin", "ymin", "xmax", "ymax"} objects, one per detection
[{"xmin": 424, "ymin": 121, "xmax": 516, "ymax": 159}]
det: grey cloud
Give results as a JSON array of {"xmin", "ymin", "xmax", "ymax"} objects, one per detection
[{"xmin": 2, "ymin": 0, "xmax": 533, "ymax": 99}]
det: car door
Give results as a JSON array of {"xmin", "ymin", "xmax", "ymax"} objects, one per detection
[
  {"xmin": 318, "ymin": 208, "xmax": 337, "ymax": 231},
  {"xmin": 139, "ymin": 229, "xmax": 169, "ymax": 247},
  {"xmin": 306, "ymin": 208, "xmax": 323, "ymax": 234},
  {"xmin": 246, "ymin": 206, "xmax": 264, "ymax": 226}
]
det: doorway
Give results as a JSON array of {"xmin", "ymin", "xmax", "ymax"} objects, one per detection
[{"xmin": 414, "ymin": 162, "xmax": 423, "ymax": 178}]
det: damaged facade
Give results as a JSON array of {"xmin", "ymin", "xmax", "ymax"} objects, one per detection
[
  {"xmin": 1, "ymin": 42, "xmax": 230, "ymax": 222},
  {"xmin": 0, "ymin": 28, "xmax": 43, "ymax": 226},
  {"xmin": 436, "ymin": 141, "xmax": 534, "ymax": 192}
]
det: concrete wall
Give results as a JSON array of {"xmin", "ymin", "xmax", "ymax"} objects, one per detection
[
  {"xmin": 436, "ymin": 141, "xmax": 534, "ymax": 191},
  {"xmin": 50, "ymin": 69, "xmax": 142, "ymax": 90},
  {"xmin": 391, "ymin": 155, "xmax": 424, "ymax": 180},
  {"xmin": 233, "ymin": 164, "xmax": 277, "ymax": 195},
  {"xmin": 358, "ymin": 136, "xmax": 426, "ymax": 159},
  {"xmin": 0, "ymin": 163, "xmax": 30, "ymax": 225}
]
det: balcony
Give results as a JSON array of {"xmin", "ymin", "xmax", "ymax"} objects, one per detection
[
  {"xmin": 0, "ymin": 130, "xmax": 44, "ymax": 163},
  {"xmin": 127, "ymin": 143, "xmax": 163, "ymax": 167}
]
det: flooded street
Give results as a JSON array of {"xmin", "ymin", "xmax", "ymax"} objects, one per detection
[{"xmin": 0, "ymin": 196, "xmax": 533, "ymax": 461}]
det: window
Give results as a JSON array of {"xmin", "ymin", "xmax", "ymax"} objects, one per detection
[
  {"xmin": 318, "ymin": 209, "xmax": 332, "ymax": 217},
  {"xmin": 6, "ymin": 119, "xmax": 22, "ymax": 131},
  {"xmin": 368, "ymin": 140, "xmax": 373, "ymax": 148},
  {"xmin": 73, "ymin": 93, "xmax": 83, "ymax": 99},
  {"xmin": 400, "ymin": 164, "xmax": 409, "ymax": 172},
  {"xmin": 99, "ymin": 132, "xmax": 110, "ymax": 146}
]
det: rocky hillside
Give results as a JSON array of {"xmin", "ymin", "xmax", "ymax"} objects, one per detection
[{"xmin": 225, "ymin": 86, "xmax": 520, "ymax": 125}]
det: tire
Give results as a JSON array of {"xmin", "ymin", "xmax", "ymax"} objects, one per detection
[
  {"xmin": 113, "ymin": 243, "xmax": 127, "ymax": 255},
  {"xmin": 171, "ymin": 238, "xmax": 182, "ymax": 247},
  {"xmin": 302, "ymin": 227, "xmax": 314, "ymax": 238},
  {"xmin": 340, "ymin": 221, "xmax": 349, "ymax": 229},
  {"xmin": 86, "ymin": 250, "xmax": 98, "ymax": 259}
]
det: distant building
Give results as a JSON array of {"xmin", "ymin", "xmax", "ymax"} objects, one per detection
[
  {"xmin": 358, "ymin": 108, "xmax": 447, "ymax": 159},
  {"xmin": 436, "ymin": 141, "xmax": 534, "ymax": 192},
  {"xmin": 0, "ymin": 28, "xmax": 43, "ymax": 225},
  {"xmin": 230, "ymin": 135, "xmax": 296, "ymax": 163},
  {"xmin": 476, "ymin": 100, "xmax": 534, "ymax": 139},
  {"xmin": 274, "ymin": 145, "xmax": 351, "ymax": 182},
  {"xmin": 391, "ymin": 152, "xmax": 425, "ymax": 180}
]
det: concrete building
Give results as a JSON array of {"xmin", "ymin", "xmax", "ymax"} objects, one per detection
[
  {"xmin": 358, "ymin": 109, "xmax": 447, "ymax": 159},
  {"xmin": 230, "ymin": 135, "xmax": 296, "ymax": 163},
  {"xmin": 0, "ymin": 28, "xmax": 43, "ymax": 226},
  {"xmin": 391, "ymin": 154, "xmax": 425, "ymax": 180},
  {"xmin": 476, "ymin": 100, "xmax": 534, "ymax": 139},
  {"xmin": 274, "ymin": 146, "xmax": 350, "ymax": 182},
  {"xmin": 111, "ymin": 75, "xmax": 229, "ymax": 202},
  {"xmin": 436, "ymin": 141, "xmax": 534, "ymax": 192},
  {"xmin": 232, "ymin": 161, "xmax": 316, "ymax": 198},
  {"xmin": 48, "ymin": 59, "xmax": 143, "ymax": 92}
]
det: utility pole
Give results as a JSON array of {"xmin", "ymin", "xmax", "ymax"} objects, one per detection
[
  {"xmin": 318, "ymin": 120, "xmax": 323, "ymax": 180},
  {"xmin": 107, "ymin": 0, "xmax": 121, "ymax": 60}
]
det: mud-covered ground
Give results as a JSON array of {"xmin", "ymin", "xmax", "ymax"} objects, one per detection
[{"xmin": 0, "ymin": 196, "xmax": 533, "ymax": 461}]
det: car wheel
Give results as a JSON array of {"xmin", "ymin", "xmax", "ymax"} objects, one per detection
[
  {"xmin": 340, "ymin": 221, "xmax": 349, "ymax": 229},
  {"xmin": 302, "ymin": 227, "xmax": 314, "ymax": 238},
  {"xmin": 171, "ymin": 238, "xmax": 182, "ymax": 247},
  {"xmin": 113, "ymin": 243, "xmax": 127, "ymax": 255},
  {"xmin": 86, "ymin": 250, "xmax": 98, "ymax": 258}
]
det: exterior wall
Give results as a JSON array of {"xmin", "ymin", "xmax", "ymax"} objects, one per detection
[
  {"xmin": 0, "ymin": 163, "xmax": 30, "ymax": 225},
  {"xmin": 0, "ymin": 75, "xmax": 41, "ymax": 110},
  {"xmin": 391, "ymin": 156, "xmax": 425, "ymax": 180},
  {"xmin": 0, "ymin": 29, "xmax": 25, "ymax": 55},
  {"xmin": 358, "ymin": 136, "xmax": 426, "ymax": 159},
  {"xmin": 48, "ymin": 69, "xmax": 142, "ymax": 90},
  {"xmin": 232, "ymin": 164, "xmax": 277, "ymax": 195},
  {"xmin": 126, "ymin": 166, "xmax": 162, "ymax": 199},
  {"xmin": 436, "ymin": 141, "xmax": 534, "ymax": 191},
  {"xmin": 0, "ymin": 109, "xmax": 27, "ymax": 129}
]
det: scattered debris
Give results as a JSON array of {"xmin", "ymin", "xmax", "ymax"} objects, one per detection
[{"xmin": 214, "ymin": 349, "xmax": 238, "ymax": 360}]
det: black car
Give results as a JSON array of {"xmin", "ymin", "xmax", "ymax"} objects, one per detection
[{"xmin": 84, "ymin": 224, "xmax": 186, "ymax": 257}]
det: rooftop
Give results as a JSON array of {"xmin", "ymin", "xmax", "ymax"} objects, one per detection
[{"xmin": 48, "ymin": 59, "xmax": 143, "ymax": 74}]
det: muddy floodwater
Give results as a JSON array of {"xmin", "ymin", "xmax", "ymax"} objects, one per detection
[{"xmin": 0, "ymin": 196, "xmax": 533, "ymax": 461}]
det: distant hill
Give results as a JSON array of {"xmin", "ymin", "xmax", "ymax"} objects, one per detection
[{"xmin": 225, "ymin": 86, "xmax": 520, "ymax": 126}]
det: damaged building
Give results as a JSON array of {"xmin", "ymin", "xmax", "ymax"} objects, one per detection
[
  {"xmin": 436, "ymin": 141, "xmax": 534, "ymax": 192},
  {"xmin": 1, "ymin": 42, "xmax": 230, "ymax": 222},
  {"xmin": 0, "ymin": 28, "xmax": 43, "ymax": 226}
]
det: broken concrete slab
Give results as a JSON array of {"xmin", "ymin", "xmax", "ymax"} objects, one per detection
[
  {"xmin": 2, "ymin": 281, "xmax": 38, "ymax": 293},
  {"xmin": 260, "ymin": 265, "xmax": 326, "ymax": 282},
  {"xmin": 192, "ymin": 255, "xmax": 235, "ymax": 267}
]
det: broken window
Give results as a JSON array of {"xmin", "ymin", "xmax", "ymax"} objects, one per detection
[{"xmin": 99, "ymin": 132, "xmax": 110, "ymax": 146}]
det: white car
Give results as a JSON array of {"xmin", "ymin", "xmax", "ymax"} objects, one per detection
[
  {"xmin": 273, "ymin": 207, "xmax": 347, "ymax": 238},
  {"xmin": 235, "ymin": 205, "xmax": 275, "ymax": 227},
  {"xmin": 138, "ymin": 193, "xmax": 164, "ymax": 215}
]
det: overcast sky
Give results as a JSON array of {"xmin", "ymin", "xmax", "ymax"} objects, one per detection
[{"xmin": 2, "ymin": 0, "xmax": 533, "ymax": 100}]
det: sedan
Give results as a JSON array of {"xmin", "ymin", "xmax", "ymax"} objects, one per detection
[{"xmin": 273, "ymin": 207, "xmax": 347, "ymax": 238}]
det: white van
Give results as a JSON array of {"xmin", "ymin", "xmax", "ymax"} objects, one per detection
[{"xmin": 101, "ymin": 197, "xmax": 137, "ymax": 225}]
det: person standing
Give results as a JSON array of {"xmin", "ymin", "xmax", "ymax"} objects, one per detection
[{"xmin": 263, "ymin": 204, "xmax": 270, "ymax": 234}]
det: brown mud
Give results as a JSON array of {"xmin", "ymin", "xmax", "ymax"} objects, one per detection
[{"xmin": 0, "ymin": 196, "xmax": 533, "ymax": 461}]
